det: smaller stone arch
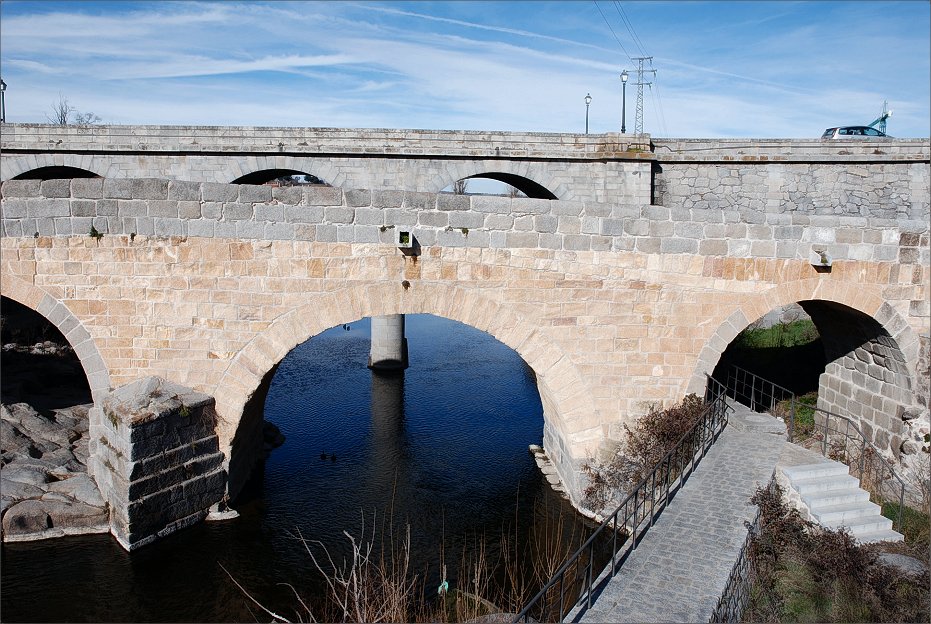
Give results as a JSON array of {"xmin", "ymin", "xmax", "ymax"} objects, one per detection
[
  {"xmin": 222, "ymin": 155, "xmax": 338, "ymax": 187},
  {"xmin": 1, "ymin": 154, "xmax": 110, "ymax": 182},
  {"xmin": 0, "ymin": 274, "xmax": 110, "ymax": 403},
  {"xmin": 434, "ymin": 161, "xmax": 565, "ymax": 200}
]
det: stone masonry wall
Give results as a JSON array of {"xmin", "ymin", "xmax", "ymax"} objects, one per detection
[
  {"xmin": 1, "ymin": 179, "xmax": 927, "ymax": 271},
  {"xmin": 654, "ymin": 162, "xmax": 929, "ymax": 221},
  {"xmin": 88, "ymin": 377, "xmax": 225, "ymax": 550}
]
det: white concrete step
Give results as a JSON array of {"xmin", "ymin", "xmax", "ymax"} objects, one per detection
[
  {"xmin": 791, "ymin": 473, "xmax": 860, "ymax": 495},
  {"xmin": 781, "ymin": 462, "xmax": 849, "ymax": 480},
  {"xmin": 802, "ymin": 488, "xmax": 870, "ymax": 508},
  {"xmin": 813, "ymin": 500, "xmax": 883, "ymax": 524},
  {"xmin": 825, "ymin": 513, "xmax": 895, "ymax": 536},
  {"xmin": 780, "ymin": 457, "xmax": 903, "ymax": 544}
]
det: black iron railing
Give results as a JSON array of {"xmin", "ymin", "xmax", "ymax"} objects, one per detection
[
  {"xmin": 708, "ymin": 475, "xmax": 774, "ymax": 623},
  {"xmin": 719, "ymin": 365, "xmax": 906, "ymax": 531},
  {"xmin": 513, "ymin": 379, "xmax": 730, "ymax": 623},
  {"xmin": 721, "ymin": 365, "xmax": 797, "ymax": 441}
]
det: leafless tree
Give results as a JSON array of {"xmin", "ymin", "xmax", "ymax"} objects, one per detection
[
  {"xmin": 453, "ymin": 178, "xmax": 469, "ymax": 195},
  {"xmin": 47, "ymin": 94, "xmax": 73, "ymax": 125},
  {"xmin": 47, "ymin": 94, "xmax": 101, "ymax": 125}
]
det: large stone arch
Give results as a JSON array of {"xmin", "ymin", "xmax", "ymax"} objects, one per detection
[
  {"xmin": 220, "ymin": 155, "xmax": 340, "ymax": 187},
  {"xmin": 214, "ymin": 281, "xmax": 599, "ymax": 502},
  {"xmin": 431, "ymin": 161, "xmax": 567, "ymax": 200},
  {"xmin": 688, "ymin": 278, "xmax": 921, "ymax": 395},
  {"xmin": 1, "ymin": 154, "xmax": 111, "ymax": 182},
  {"xmin": 688, "ymin": 278, "xmax": 923, "ymax": 457},
  {"xmin": 0, "ymin": 274, "xmax": 111, "ymax": 403}
]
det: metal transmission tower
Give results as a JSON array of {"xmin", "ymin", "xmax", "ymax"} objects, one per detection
[{"xmin": 632, "ymin": 56, "xmax": 656, "ymax": 136}]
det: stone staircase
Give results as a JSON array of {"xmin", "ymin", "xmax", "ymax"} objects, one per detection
[{"xmin": 780, "ymin": 461, "xmax": 903, "ymax": 544}]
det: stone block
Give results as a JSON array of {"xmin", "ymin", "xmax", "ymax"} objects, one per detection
[
  {"xmin": 345, "ymin": 189, "xmax": 372, "ymax": 207},
  {"xmin": 40, "ymin": 179, "xmax": 71, "ymax": 198},
  {"xmin": 372, "ymin": 190, "xmax": 404, "ymax": 208},
  {"xmin": 2, "ymin": 179, "xmax": 41, "ymax": 197},
  {"xmin": 271, "ymin": 187, "xmax": 303, "ymax": 205},
  {"xmin": 132, "ymin": 179, "xmax": 169, "ymax": 200},
  {"xmin": 304, "ymin": 186, "xmax": 343, "ymax": 206},
  {"xmin": 325, "ymin": 206, "xmax": 354, "ymax": 224},
  {"xmin": 237, "ymin": 185, "xmax": 272, "ymax": 204},
  {"xmin": 202, "ymin": 182, "xmax": 239, "ymax": 203},
  {"xmin": 285, "ymin": 205, "xmax": 324, "ymax": 223},
  {"xmin": 222, "ymin": 203, "xmax": 253, "ymax": 220},
  {"xmin": 72, "ymin": 178, "xmax": 104, "ymax": 199},
  {"xmin": 168, "ymin": 181, "xmax": 202, "ymax": 201},
  {"xmin": 437, "ymin": 194, "xmax": 469, "ymax": 211},
  {"xmin": 104, "ymin": 178, "xmax": 134, "ymax": 199}
]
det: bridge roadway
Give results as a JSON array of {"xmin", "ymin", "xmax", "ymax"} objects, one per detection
[{"xmin": 566, "ymin": 401, "xmax": 790, "ymax": 623}]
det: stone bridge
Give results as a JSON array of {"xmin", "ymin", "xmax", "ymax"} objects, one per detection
[{"xmin": 1, "ymin": 124, "xmax": 928, "ymax": 549}]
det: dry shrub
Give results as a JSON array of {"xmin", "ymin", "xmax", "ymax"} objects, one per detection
[
  {"xmin": 581, "ymin": 394, "xmax": 707, "ymax": 512},
  {"xmin": 745, "ymin": 483, "xmax": 930, "ymax": 623}
]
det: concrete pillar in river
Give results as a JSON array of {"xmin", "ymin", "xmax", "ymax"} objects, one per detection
[{"xmin": 368, "ymin": 314, "xmax": 409, "ymax": 371}]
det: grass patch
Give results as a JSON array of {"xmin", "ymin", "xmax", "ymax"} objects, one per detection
[
  {"xmin": 733, "ymin": 319, "xmax": 819, "ymax": 350},
  {"xmin": 774, "ymin": 391, "xmax": 818, "ymax": 440},
  {"xmin": 881, "ymin": 501, "xmax": 930, "ymax": 551}
]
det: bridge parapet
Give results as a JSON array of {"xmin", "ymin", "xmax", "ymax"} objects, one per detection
[{"xmin": 0, "ymin": 124, "xmax": 655, "ymax": 160}]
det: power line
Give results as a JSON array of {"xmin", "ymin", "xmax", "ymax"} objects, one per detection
[
  {"xmin": 593, "ymin": 0, "xmax": 632, "ymax": 61},
  {"xmin": 612, "ymin": 1, "xmax": 647, "ymax": 58}
]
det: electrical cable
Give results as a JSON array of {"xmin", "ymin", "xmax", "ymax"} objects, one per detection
[{"xmin": 593, "ymin": 1, "xmax": 632, "ymax": 61}]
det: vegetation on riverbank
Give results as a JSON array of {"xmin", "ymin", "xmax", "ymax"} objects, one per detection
[
  {"xmin": 733, "ymin": 319, "xmax": 819, "ymax": 350},
  {"xmin": 226, "ymin": 494, "xmax": 596, "ymax": 622},
  {"xmin": 743, "ymin": 484, "xmax": 929, "ymax": 623}
]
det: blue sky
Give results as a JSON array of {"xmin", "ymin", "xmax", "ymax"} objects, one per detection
[{"xmin": 0, "ymin": 0, "xmax": 928, "ymax": 138}]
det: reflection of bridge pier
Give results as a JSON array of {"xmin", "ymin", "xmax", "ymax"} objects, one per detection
[
  {"xmin": 369, "ymin": 369, "xmax": 407, "ymax": 497},
  {"xmin": 369, "ymin": 314, "xmax": 409, "ymax": 371}
]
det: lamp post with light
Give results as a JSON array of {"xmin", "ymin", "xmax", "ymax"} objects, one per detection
[
  {"xmin": 620, "ymin": 70, "xmax": 628, "ymax": 134},
  {"xmin": 584, "ymin": 93, "xmax": 592, "ymax": 134},
  {"xmin": 0, "ymin": 78, "xmax": 6, "ymax": 124}
]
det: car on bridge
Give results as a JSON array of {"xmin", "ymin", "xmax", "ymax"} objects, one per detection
[{"xmin": 821, "ymin": 126, "xmax": 890, "ymax": 139}]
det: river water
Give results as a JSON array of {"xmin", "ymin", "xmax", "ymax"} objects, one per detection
[{"xmin": 2, "ymin": 314, "xmax": 592, "ymax": 622}]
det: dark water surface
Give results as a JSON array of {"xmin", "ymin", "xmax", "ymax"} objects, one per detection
[{"xmin": 2, "ymin": 315, "xmax": 586, "ymax": 622}]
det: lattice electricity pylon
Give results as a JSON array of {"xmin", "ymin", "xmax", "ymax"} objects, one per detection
[{"xmin": 632, "ymin": 56, "xmax": 656, "ymax": 136}]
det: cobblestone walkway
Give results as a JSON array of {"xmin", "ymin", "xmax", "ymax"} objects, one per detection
[{"xmin": 567, "ymin": 401, "xmax": 787, "ymax": 623}]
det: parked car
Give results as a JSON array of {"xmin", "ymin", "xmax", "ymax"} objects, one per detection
[{"xmin": 821, "ymin": 126, "xmax": 890, "ymax": 139}]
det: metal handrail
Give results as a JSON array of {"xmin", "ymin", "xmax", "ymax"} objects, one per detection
[
  {"xmin": 722, "ymin": 365, "xmax": 797, "ymax": 441},
  {"xmin": 513, "ymin": 379, "xmax": 731, "ymax": 623},
  {"xmin": 720, "ymin": 364, "xmax": 907, "ymax": 530}
]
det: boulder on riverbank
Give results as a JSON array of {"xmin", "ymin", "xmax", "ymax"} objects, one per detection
[{"xmin": 1, "ymin": 402, "xmax": 109, "ymax": 542}]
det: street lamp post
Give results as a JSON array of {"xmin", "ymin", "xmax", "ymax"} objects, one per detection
[
  {"xmin": 620, "ymin": 70, "xmax": 628, "ymax": 134},
  {"xmin": 0, "ymin": 78, "xmax": 6, "ymax": 124},
  {"xmin": 584, "ymin": 93, "xmax": 592, "ymax": 134}
]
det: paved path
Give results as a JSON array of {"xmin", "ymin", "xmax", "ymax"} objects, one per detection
[{"xmin": 566, "ymin": 401, "xmax": 789, "ymax": 623}]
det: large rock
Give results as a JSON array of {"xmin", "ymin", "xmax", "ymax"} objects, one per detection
[
  {"xmin": 1, "ymin": 498, "xmax": 108, "ymax": 537},
  {"xmin": 47, "ymin": 474, "xmax": 106, "ymax": 507}
]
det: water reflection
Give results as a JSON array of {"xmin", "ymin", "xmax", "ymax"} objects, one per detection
[{"xmin": 368, "ymin": 370, "xmax": 407, "ymax": 497}]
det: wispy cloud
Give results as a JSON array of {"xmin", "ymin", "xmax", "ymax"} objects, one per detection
[{"xmin": 0, "ymin": 1, "xmax": 926, "ymax": 137}]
